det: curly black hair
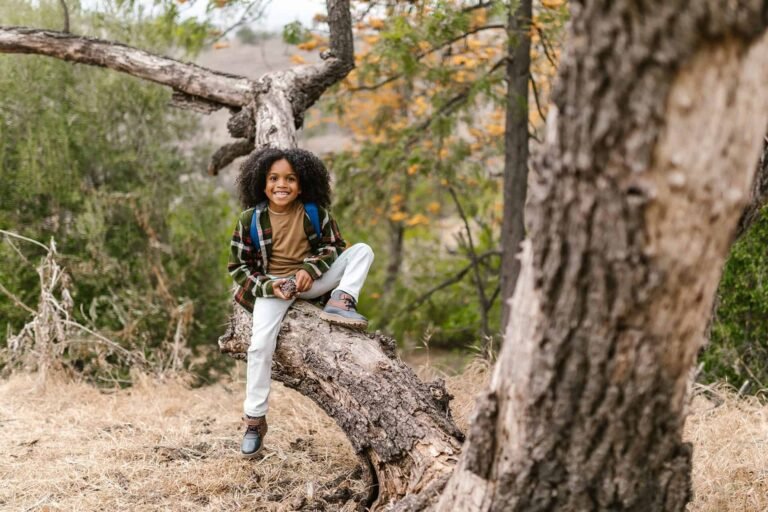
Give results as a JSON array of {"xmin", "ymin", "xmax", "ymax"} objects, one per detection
[{"xmin": 236, "ymin": 147, "xmax": 332, "ymax": 209}]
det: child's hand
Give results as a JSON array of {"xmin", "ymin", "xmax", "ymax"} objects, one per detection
[
  {"xmin": 294, "ymin": 269, "xmax": 314, "ymax": 293},
  {"xmin": 272, "ymin": 279, "xmax": 294, "ymax": 300}
]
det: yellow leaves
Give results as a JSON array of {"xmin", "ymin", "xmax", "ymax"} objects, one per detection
[
  {"xmin": 427, "ymin": 202, "xmax": 441, "ymax": 214},
  {"xmin": 313, "ymin": 13, "xmax": 328, "ymax": 23},
  {"xmin": 486, "ymin": 123, "xmax": 505, "ymax": 137},
  {"xmin": 391, "ymin": 194, "xmax": 404, "ymax": 205},
  {"xmin": 389, "ymin": 211, "xmax": 408, "ymax": 222},
  {"xmin": 470, "ymin": 9, "xmax": 487, "ymax": 29},
  {"xmin": 214, "ymin": 0, "xmax": 228, "ymax": 6},
  {"xmin": 212, "ymin": 41, "xmax": 230, "ymax": 50},
  {"xmin": 413, "ymin": 97, "xmax": 429, "ymax": 116},
  {"xmin": 297, "ymin": 39, "xmax": 319, "ymax": 51},
  {"xmin": 364, "ymin": 35, "xmax": 380, "ymax": 46},
  {"xmin": 541, "ymin": 0, "xmax": 564, "ymax": 8},
  {"xmin": 467, "ymin": 38, "xmax": 483, "ymax": 51},
  {"xmin": 290, "ymin": 54, "xmax": 307, "ymax": 64},
  {"xmin": 418, "ymin": 41, "xmax": 432, "ymax": 52},
  {"xmin": 439, "ymin": 147, "xmax": 450, "ymax": 159},
  {"xmin": 407, "ymin": 164, "xmax": 419, "ymax": 176},
  {"xmin": 369, "ymin": 18, "xmax": 385, "ymax": 29},
  {"xmin": 370, "ymin": 292, "xmax": 381, "ymax": 299},
  {"xmin": 405, "ymin": 214, "xmax": 430, "ymax": 227}
]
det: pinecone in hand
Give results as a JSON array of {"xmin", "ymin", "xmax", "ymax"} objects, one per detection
[{"xmin": 279, "ymin": 279, "xmax": 297, "ymax": 298}]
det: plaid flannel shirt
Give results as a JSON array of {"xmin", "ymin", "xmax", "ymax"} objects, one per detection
[{"xmin": 228, "ymin": 201, "xmax": 347, "ymax": 312}]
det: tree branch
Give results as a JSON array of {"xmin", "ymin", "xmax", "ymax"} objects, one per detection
[
  {"xmin": 0, "ymin": 27, "xmax": 254, "ymax": 108},
  {"xmin": 207, "ymin": 139, "xmax": 254, "ymax": 175},
  {"xmin": 286, "ymin": 0, "xmax": 355, "ymax": 124},
  {"xmin": 397, "ymin": 250, "xmax": 501, "ymax": 315}
]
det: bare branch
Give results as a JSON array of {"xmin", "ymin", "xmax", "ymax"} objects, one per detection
[
  {"xmin": 208, "ymin": 139, "xmax": 254, "ymax": 175},
  {"xmin": 0, "ymin": 27, "xmax": 254, "ymax": 108},
  {"xmin": 286, "ymin": 0, "xmax": 355, "ymax": 123},
  {"xmin": 529, "ymin": 73, "xmax": 546, "ymax": 123},
  {"xmin": 447, "ymin": 185, "xmax": 491, "ymax": 336},
  {"xmin": 209, "ymin": 0, "xmax": 269, "ymax": 45},
  {"xmin": 461, "ymin": 1, "xmax": 498, "ymax": 13},
  {"xmin": 0, "ymin": 280, "xmax": 36, "ymax": 315},
  {"xmin": 397, "ymin": 250, "xmax": 501, "ymax": 314}
]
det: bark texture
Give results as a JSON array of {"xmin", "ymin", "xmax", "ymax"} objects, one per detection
[
  {"xmin": 434, "ymin": 2, "xmax": 768, "ymax": 511},
  {"xmin": 499, "ymin": 0, "xmax": 532, "ymax": 334}
]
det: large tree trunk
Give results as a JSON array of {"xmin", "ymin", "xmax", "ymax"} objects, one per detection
[{"xmin": 431, "ymin": 2, "xmax": 768, "ymax": 510}]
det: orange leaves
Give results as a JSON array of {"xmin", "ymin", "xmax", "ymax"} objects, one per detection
[
  {"xmin": 405, "ymin": 214, "xmax": 430, "ymax": 227},
  {"xmin": 427, "ymin": 202, "xmax": 441, "ymax": 214},
  {"xmin": 542, "ymin": 0, "xmax": 565, "ymax": 8},
  {"xmin": 368, "ymin": 18, "xmax": 385, "ymax": 30},
  {"xmin": 407, "ymin": 164, "xmax": 420, "ymax": 176},
  {"xmin": 212, "ymin": 41, "xmax": 230, "ymax": 50},
  {"xmin": 290, "ymin": 54, "xmax": 307, "ymax": 64},
  {"xmin": 485, "ymin": 123, "xmax": 505, "ymax": 137},
  {"xmin": 389, "ymin": 211, "xmax": 408, "ymax": 222}
]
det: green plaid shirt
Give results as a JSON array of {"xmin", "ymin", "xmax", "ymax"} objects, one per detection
[{"xmin": 228, "ymin": 201, "xmax": 347, "ymax": 312}]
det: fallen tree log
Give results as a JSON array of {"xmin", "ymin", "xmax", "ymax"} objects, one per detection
[{"xmin": 218, "ymin": 301, "xmax": 464, "ymax": 508}]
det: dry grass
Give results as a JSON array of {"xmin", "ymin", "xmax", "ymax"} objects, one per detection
[
  {"xmin": 1, "ymin": 362, "xmax": 767, "ymax": 511},
  {"xmin": 686, "ymin": 387, "xmax": 768, "ymax": 512}
]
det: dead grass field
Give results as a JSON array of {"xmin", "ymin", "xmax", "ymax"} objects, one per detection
[{"xmin": 0, "ymin": 361, "xmax": 766, "ymax": 511}]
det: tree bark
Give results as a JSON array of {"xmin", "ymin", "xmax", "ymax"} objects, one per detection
[
  {"xmin": 432, "ymin": 2, "xmax": 768, "ymax": 510},
  {"xmin": 499, "ymin": 0, "xmax": 531, "ymax": 335}
]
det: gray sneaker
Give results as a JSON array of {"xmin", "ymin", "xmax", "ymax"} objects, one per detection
[
  {"xmin": 320, "ymin": 290, "xmax": 368, "ymax": 330},
  {"xmin": 241, "ymin": 415, "xmax": 267, "ymax": 459}
]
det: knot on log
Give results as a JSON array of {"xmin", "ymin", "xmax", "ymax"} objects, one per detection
[
  {"xmin": 227, "ymin": 107, "xmax": 255, "ymax": 139},
  {"xmin": 320, "ymin": 49, "xmax": 336, "ymax": 60},
  {"xmin": 427, "ymin": 378, "xmax": 454, "ymax": 415},
  {"xmin": 366, "ymin": 330, "xmax": 397, "ymax": 360}
]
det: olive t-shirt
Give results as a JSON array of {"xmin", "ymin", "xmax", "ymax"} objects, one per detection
[{"xmin": 268, "ymin": 202, "xmax": 312, "ymax": 277}]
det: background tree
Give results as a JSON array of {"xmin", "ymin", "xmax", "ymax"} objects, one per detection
[
  {"xmin": 290, "ymin": 0, "xmax": 566, "ymax": 350},
  {"xmin": 0, "ymin": 0, "xmax": 236, "ymax": 381}
]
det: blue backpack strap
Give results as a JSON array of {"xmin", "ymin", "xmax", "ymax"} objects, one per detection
[
  {"xmin": 249, "ymin": 207, "xmax": 260, "ymax": 250},
  {"xmin": 304, "ymin": 202, "xmax": 322, "ymax": 239}
]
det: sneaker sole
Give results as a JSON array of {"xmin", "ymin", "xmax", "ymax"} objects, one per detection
[
  {"xmin": 241, "ymin": 444, "xmax": 263, "ymax": 459},
  {"xmin": 319, "ymin": 311, "xmax": 368, "ymax": 330}
]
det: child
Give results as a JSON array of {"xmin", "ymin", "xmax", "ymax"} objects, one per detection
[{"xmin": 227, "ymin": 147, "xmax": 374, "ymax": 458}]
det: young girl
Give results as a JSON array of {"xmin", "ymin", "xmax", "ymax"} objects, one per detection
[{"xmin": 227, "ymin": 147, "xmax": 374, "ymax": 458}]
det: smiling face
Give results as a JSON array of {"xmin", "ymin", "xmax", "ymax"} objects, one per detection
[{"xmin": 264, "ymin": 158, "xmax": 301, "ymax": 212}]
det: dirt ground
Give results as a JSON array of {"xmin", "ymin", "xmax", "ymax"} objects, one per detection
[{"xmin": 1, "ymin": 362, "xmax": 766, "ymax": 511}]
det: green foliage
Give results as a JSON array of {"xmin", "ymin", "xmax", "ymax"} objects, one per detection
[
  {"xmin": 0, "ymin": 0, "xmax": 236, "ymax": 382},
  {"xmin": 704, "ymin": 208, "xmax": 768, "ymax": 391},
  {"xmin": 282, "ymin": 20, "xmax": 311, "ymax": 45}
]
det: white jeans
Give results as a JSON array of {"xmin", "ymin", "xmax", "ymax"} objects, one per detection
[{"xmin": 244, "ymin": 243, "xmax": 374, "ymax": 417}]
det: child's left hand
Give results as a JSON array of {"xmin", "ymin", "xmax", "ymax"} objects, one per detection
[{"xmin": 295, "ymin": 269, "xmax": 314, "ymax": 293}]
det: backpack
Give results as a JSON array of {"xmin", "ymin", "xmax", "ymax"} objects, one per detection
[{"xmin": 250, "ymin": 202, "xmax": 322, "ymax": 251}]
